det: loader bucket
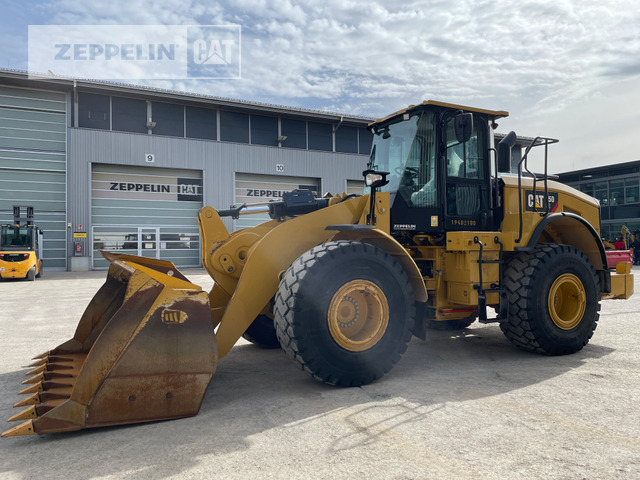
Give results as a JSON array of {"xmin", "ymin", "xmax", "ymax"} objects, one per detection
[{"xmin": 2, "ymin": 252, "xmax": 217, "ymax": 437}]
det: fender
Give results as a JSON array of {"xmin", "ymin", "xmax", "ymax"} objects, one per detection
[
  {"xmin": 327, "ymin": 225, "xmax": 428, "ymax": 303},
  {"xmin": 515, "ymin": 212, "xmax": 610, "ymax": 292}
]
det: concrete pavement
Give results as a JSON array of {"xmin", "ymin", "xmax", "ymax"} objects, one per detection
[{"xmin": 1, "ymin": 268, "xmax": 639, "ymax": 479}]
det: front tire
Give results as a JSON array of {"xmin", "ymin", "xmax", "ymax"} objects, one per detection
[
  {"xmin": 242, "ymin": 313, "xmax": 280, "ymax": 349},
  {"xmin": 274, "ymin": 241, "xmax": 416, "ymax": 386},
  {"xmin": 501, "ymin": 244, "xmax": 600, "ymax": 355}
]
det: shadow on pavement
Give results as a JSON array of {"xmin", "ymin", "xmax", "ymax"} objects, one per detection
[{"xmin": 0, "ymin": 321, "xmax": 614, "ymax": 479}]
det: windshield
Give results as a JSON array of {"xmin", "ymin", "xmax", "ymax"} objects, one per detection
[
  {"xmin": 367, "ymin": 111, "xmax": 437, "ymax": 207},
  {"xmin": 1, "ymin": 226, "xmax": 34, "ymax": 250}
]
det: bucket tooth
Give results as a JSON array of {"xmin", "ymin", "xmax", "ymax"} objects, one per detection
[
  {"xmin": 22, "ymin": 372, "xmax": 74, "ymax": 385},
  {"xmin": 28, "ymin": 358, "xmax": 47, "ymax": 367},
  {"xmin": 32, "ymin": 351, "xmax": 50, "ymax": 360},
  {"xmin": 1, "ymin": 420, "xmax": 35, "ymax": 437},
  {"xmin": 17, "ymin": 381, "xmax": 71, "ymax": 395},
  {"xmin": 26, "ymin": 365, "xmax": 46, "ymax": 376},
  {"xmin": 26, "ymin": 362, "xmax": 74, "ymax": 376},
  {"xmin": 22, "ymin": 372, "xmax": 45, "ymax": 385},
  {"xmin": 28, "ymin": 355, "xmax": 75, "ymax": 367},
  {"xmin": 8, "ymin": 406, "xmax": 37, "ymax": 422},
  {"xmin": 13, "ymin": 392, "xmax": 69, "ymax": 408},
  {"xmin": 19, "ymin": 382, "xmax": 43, "ymax": 395},
  {"xmin": 14, "ymin": 393, "xmax": 40, "ymax": 407}
]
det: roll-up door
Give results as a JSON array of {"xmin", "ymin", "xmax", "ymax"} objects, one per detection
[
  {"xmin": 0, "ymin": 85, "xmax": 67, "ymax": 269},
  {"xmin": 91, "ymin": 164, "xmax": 203, "ymax": 269},
  {"xmin": 346, "ymin": 180, "xmax": 365, "ymax": 196},
  {"xmin": 234, "ymin": 173, "xmax": 320, "ymax": 230}
]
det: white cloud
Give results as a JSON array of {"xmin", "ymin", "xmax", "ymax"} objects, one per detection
[
  {"xmin": 503, "ymin": 74, "xmax": 640, "ymax": 173},
  {"xmin": 3, "ymin": 0, "xmax": 640, "ymax": 171}
]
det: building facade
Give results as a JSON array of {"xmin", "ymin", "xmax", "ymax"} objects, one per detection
[
  {"xmin": 557, "ymin": 161, "xmax": 640, "ymax": 243},
  {"xmin": 0, "ymin": 69, "xmax": 373, "ymax": 270}
]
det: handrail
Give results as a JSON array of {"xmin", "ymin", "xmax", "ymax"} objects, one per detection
[{"xmin": 515, "ymin": 137, "xmax": 559, "ymax": 243}]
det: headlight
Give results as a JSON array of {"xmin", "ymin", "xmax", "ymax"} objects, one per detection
[
  {"xmin": 362, "ymin": 169, "xmax": 389, "ymax": 188},
  {"xmin": 365, "ymin": 173, "xmax": 384, "ymax": 187}
]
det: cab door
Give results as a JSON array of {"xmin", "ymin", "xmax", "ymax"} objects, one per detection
[{"xmin": 442, "ymin": 115, "xmax": 492, "ymax": 231}]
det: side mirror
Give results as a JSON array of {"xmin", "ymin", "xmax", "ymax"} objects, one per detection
[
  {"xmin": 497, "ymin": 131, "xmax": 517, "ymax": 173},
  {"xmin": 454, "ymin": 113, "xmax": 473, "ymax": 143}
]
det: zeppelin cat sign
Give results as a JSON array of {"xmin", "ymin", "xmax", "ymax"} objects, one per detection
[{"xmin": 93, "ymin": 173, "xmax": 202, "ymax": 202}]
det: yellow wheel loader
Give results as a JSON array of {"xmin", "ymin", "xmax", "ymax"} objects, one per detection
[{"xmin": 3, "ymin": 100, "xmax": 633, "ymax": 437}]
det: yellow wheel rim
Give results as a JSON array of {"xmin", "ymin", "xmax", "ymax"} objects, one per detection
[
  {"xmin": 328, "ymin": 280, "xmax": 389, "ymax": 351},
  {"xmin": 548, "ymin": 273, "xmax": 586, "ymax": 330}
]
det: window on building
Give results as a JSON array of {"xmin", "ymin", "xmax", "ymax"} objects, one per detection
[
  {"xmin": 112, "ymin": 97, "xmax": 147, "ymax": 134},
  {"xmin": 151, "ymin": 102, "xmax": 184, "ymax": 137},
  {"xmin": 280, "ymin": 118, "xmax": 306, "ymax": 149},
  {"xmin": 359, "ymin": 127, "xmax": 373, "ymax": 155},
  {"xmin": 613, "ymin": 166, "xmax": 639, "ymax": 176},
  {"xmin": 308, "ymin": 121, "xmax": 332, "ymax": 151},
  {"xmin": 580, "ymin": 182, "xmax": 594, "ymax": 196},
  {"xmin": 561, "ymin": 174, "xmax": 580, "ymax": 183},
  {"xmin": 609, "ymin": 180, "xmax": 624, "ymax": 205},
  {"xmin": 78, "ymin": 92, "xmax": 110, "ymax": 130},
  {"xmin": 251, "ymin": 115, "xmax": 278, "ymax": 146},
  {"xmin": 186, "ymin": 106, "xmax": 217, "ymax": 140},
  {"xmin": 220, "ymin": 110, "xmax": 249, "ymax": 143},
  {"xmin": 625, "ymin": 178, "xmax": 639, "ymax": 203},
  {"xmin": 594, "ymin": 181, "xmax": 608, "ymax": 206},
  {"xmin": 335, "ymin": 126, "xmax": 358, "ymax": 154}
]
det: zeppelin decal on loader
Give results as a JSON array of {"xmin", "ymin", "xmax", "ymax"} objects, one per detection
[{"xmin": 3, "ymin": 100, "xmax": 633, "ymax": 437}]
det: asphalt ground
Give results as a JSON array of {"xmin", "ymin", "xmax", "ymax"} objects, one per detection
[{"xmin": 1, "ymin": 268, "xmax": 639, "ymax": 479}]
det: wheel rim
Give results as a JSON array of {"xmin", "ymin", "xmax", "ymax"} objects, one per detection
[
  {"xmin": 328, "ymin": 280, "xmax": 389, "ymax": 351},
  {"xmin": 548, "ymin": 273, "xmax": 586, "ymax": 330}
]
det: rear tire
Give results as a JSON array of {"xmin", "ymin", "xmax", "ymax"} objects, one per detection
[
  {"xmin": 274, "ymin": 241, "xmax": 416, "ymax": 386},
  {"xmin": 501, "ymin": 244, "xmax": 600, "ymax": 355},
  {"xmin": 242, "ymin": 314, "xmax": 280, "ymax": 349},
  {"xmin": 27, "ymin": 268, "xmax": 35, "ymax": 281}
]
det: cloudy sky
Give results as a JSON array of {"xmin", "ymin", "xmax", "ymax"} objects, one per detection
[{"xmin": 2, "ymin": 0, "xmax": 639, "ymax": 173}]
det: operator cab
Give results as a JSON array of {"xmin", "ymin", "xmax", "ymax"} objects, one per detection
[
  {"xmin": 366, "ymin": 100, "xmax": 508, "ymax": 235},
  {"xmin": 0, "ymin": 225, "xmax": 37, "ymax": 251}
]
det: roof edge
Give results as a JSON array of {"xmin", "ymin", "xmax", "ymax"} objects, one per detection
[{"xmin": 0, "ymin": 68, "xmax": 374, "ymax": 123}]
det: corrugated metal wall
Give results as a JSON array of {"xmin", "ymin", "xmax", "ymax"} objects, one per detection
[
  {"xmin": 0, "ymin": 85, "xmax": 67, "ymax": 269},
  {"xmin": 68, "ymin": 128, "xmax": 367, "ymax": 240}
]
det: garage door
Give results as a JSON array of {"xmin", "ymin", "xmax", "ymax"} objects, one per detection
[
  {"xmin": 91, "ymin": 164, "xmax": 203, "ymax": 269},
  {"xmin": 346, "ymin": 180, "xmax": 365, "ymax": 196},
  {"xmin": 234, "ymin": 173, "xmax": 320, "ymax": 230},
  {"xmin": 0, "ymin": 85, "xmax": 67, "ymax": 269}
]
